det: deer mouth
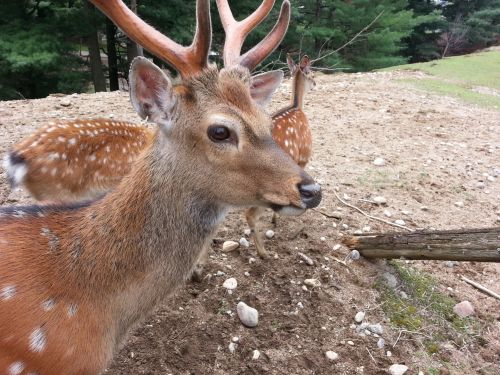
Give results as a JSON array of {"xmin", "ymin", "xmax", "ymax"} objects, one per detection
[{"xmin": 269, "ymin": 203, "xmax": 306, "ymax": 216}]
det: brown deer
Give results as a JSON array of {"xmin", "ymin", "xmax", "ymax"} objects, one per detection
[{"xmin": 0, "ymin": 1, "xmax": 321, "ymax": 374}]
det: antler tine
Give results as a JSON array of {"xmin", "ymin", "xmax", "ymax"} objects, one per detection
[
  {"xmin": 216, "ymin": 0, "xmax": 276, "ymax": 67},
  {"xmin": 90, "ymin": 0, "xmax": 211, "ymax": 77},
  {"xmin": 239, "ymin": 0, "xmax": 290, "ymax": 71}
]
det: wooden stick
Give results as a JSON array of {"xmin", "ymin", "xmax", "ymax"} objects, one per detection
[
  {"xmin": 461, "ymin": 276, "xmax": 500, "ymax": 300},
  {"xmin": 343, "ymin": 227, "xmax": 500, "ymax": 262}
]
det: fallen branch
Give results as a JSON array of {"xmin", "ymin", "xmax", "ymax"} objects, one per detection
[
  {"xmin": 461, "ymin": 275, "xmax": 500, "ymax": 300},
  {"xmin": 332, "ymin": 189, "xmax": 414, "ymax": 232}
]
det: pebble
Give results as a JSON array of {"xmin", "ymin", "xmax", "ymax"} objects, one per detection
[
  {"xmin": 325, "ymin": 351, "xmax": 339, "ymax": 361},
  {"xmin": 354, "ymin": 311, "xmax": 365, "ymax": 323},
  {"xmin": 297, "ymin": 302, "xmax": 304, "ymax": 309},
  {"xmin": 320, "ymin": 236, "xmax": 326, "ymax": 241},
  {"xmin": 377, "ymin": 338, "xmax": 385, "ymax": 348},
  {"xmin": 228, "ymin": 342, "xmax": 237, "ymax": 354},
  {"xmin": 444, "ymin": 260, "xmax": 456, "ymax": 268},
  {"xmin": 401, "ymin": 210, "xmax": 411, "ymax": 216},
  {"xmin": 368, "ymin": 323, "xmax": 383, "ymax": 335},
  {"xmin": 394, "ymin": 219, "xmax": 406, "ymax": 226},
  {"xmin": 304, "ymin": 278, "xmax": 321, "ymax": 287},
  {"xmin": 453, "ymin": 301, "xmax": 475, "ymax": 317},
  {"xmin": 244, "ymin": 229, "xmax": 251, "ymax": 236},
  {"xmin": 222, "ymin": 241, "xmax": 239, "ymax": 252},
  {"xmin": 383, "ymin": 272, "xmax": 398, "ymax": 288},
  {"xmin": 342, "ymin": 223, "xmax": 349, "ymax": 229},
  {"xmin": 239, "ymin": 237, "xmax": 250, "ymax": 248},
  {"xmin": 223, "ymin": 278, "xmax": 237, "ymax": 290},
  {"xmin": 237, "ymin": 302, "xmax": 259, "ymax": 328},
  {"xmin": 244, "ymin": 271, "xmax": 250, "ymax": 277},
  {"xmin": 373, "ymin": 157, "xmax": 386, "ymax": 166},
  {"xmin": 487, "ymin": 175, "xmax": 495, "ymax": 182},
  {"xmin": 454, "ymin": 201, "xmax": 464, "ymax": 208},
  {"xmin": 252, "ymin": 349, "xmax": 261, "ymax": 360},
  {"xmin": 350, "ymin": 250, "xmax": 360, "ymax": 260},
  {"xmin": 347, "ymin": 340, "xmax": 354, "ymax": 346},
  {"xmin": 420, "ymin": 206, "xmax": 429, "ymax": 211},
  {"xmin": 373, "ymin": 196, "xmax": 387, "ymax": 205},
  {"xmin": 389, "ymin": 364, "xmax": 408, "ymax": 375},
  {"xmin": 60, "ymin": 98, "xmax": 71, "ymax": 107},
  {"xmin": 249, "ymin": 257, "xmax": 256, "ymax": 264},
  {"xmin": 332, "ymin": 244, "xmax": 341, "ymax": 251},
  {"xmin": 232, "ymin": 336, "xmax": 239, "ymax": 342},
  {"xmin": 265, "ymin": 230, "xmax": 275, "ymax": 239},
  {"xmin": 298, "ymin": 252, "xmax": 314, "ymax": 266},
  {"xmin": 383, "ymin": 210, "xmax": 392, "ymax": 217},
  {"xmin": 386, "ymin": 350, "xmax": 392, "ymax": 357},
  {"xmin": 362, "ymin": 226, "xmax": 371, "ymax": 232}
]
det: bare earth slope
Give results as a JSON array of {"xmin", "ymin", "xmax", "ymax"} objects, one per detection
[{"xmin": 0, "ymin": 70, "xmax": 498, "ymax": 374}]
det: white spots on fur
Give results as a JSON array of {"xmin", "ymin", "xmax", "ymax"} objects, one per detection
[
  {"xmin": 8, "ymin": 362, "xmax": 25, "ymax": 375},
  {"xmin": 41, "ymin": 166, "xmax": 48, "ymax": 174},
  {"xmin": 88, "ymin": 155, "xmax": 96, "ymax": 162},
  {"xmin": 51, "ymin": 168, "xmax": 57, "ymax": 176},
  {"xmin": 68, "ymin": 303, "xmax": 78, "ymax": 317},
  {"xmin": 29, "ymin": 327, "xmax": 46, "ymax": 353},
  {"xmin": 68, "ymin": 138, "xmax": 77, "ymax": 145},
  {"xmin": 1, "ymin": 285, "xmax": 16, "ymax": 300},
  {"xmin": 42, "ymin": 298, "xmax": 55, "ymax": 311}
]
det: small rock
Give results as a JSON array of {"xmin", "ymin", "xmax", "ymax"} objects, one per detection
[
  {"xmin": 354, "ymin": 311, "xmax": 365, "ymax": 323},
  {"xmin": 332, "ymin": 244, "xmax": 341, "ymax": 251},
  {"xmin": 373, "ymin": 196, "xmax": 387, "ymax": 205},
  {"xmin": 249, "ymin": 257, "xmax": 256, "ymax": 264},
  {"xmin": 444, "ymin": 260, "xmax": 456, "ymax": 268},
  {"xmin": 60, "ymin": 98, "xmax": 71, "ymax": 107},
  {"xmin": 237, "ymin": 302, "xmax": 259, "ymax": 328},
  {"xmin": 347, "ymin": 340, "xmax": 354, "ymax": 346},
  {"xmin": 368, "ymin": 323, "xmax": 383, "ymax": 335},
  {"xmin": 454, "ymin": 201, "xmax": 464, "ymax": 208},
  {"xmin": 302, "ymin": 285, "xmax": 308, "ymax": 291},
  {"xmin": 350, "ymin": 250, "xmax": 360, "ymax": 260},
  {"xmin": 401, "ymin": 210, "xmax": 411, "ymax": 216},
  {"xmin": 298, "ymin": 252, "xmax": 314, "ymax": 266},
  {"xmin": 394, "ymin": 219, "xmax": 406, "ymax": 226},
  {"xmin": 228, "ymin": 342, "xmax": 237, "ymax": 354},
  {"xmin": 487, "ymin": 175, "xmax": 495, "ymax": 182},
  {"xmin": 383, "ymin": 272, "xmax": 398, "ymax": 288},
  {"xmin": 389, "ymin": 364, "xmax": 408, "ymax": 375},
  {"xmin": 265, "ymin": 230, "xmax": 275, "ymax": 239},
  {"xmin": 386, "ymin": 350, "xmax": 392, "ymax": 357},
  {"xmin": 420, "ymin": 206, "xmax": 429, "ymax": 211},
  {"xmin": 232, "ymin": 336, "xmax": 239, "ymax": 342},
  {"xmin": 222, "ymin": 241, "xmax": 239, "ymax": 252},
  {"xmin": 297, "ymin": 302, "xmax": 304, "ymax": 309},
  {"xmin": 223, "ymin": 278, "xmax": 237, "ymax": 290},
  {"xmin": 373, "ymin": 157, "xmax": 386, "ymax": 166},
  {"xmin": 325, "ymin": 351, "xmax": 339, "ymax": 361},
  {"xmin": 377, "ymin": 338, "xmax": 385, "ymax": 348},
  {"xmin": 362, "ymin": 226, "xmax": 371, "ymax": 232},
  {"xmin": 399, "ymin": 291, "xmax": 408, "ymax": 299},
  {"xmin": 252, "ymin": 349, "xmax": 261, "ymax": 360},
  {"xmin": 342, "ymin": 223, "xmax": 349, "ymax": 229},
  {"xmin": 244, "ymin": 228, "xmax": 251, "ymax": 236},
  {"xmin": 383, "ymin": 210, "xmax": 392, "ymax": 217},
  {"xmin": 304, "ymin": 278, "xmax": 321, "ymax": 287},
  {"xmin": 453, "ymin": 301, "xmax": 475, "ymax": 318},
  {"xmin": 320, "ymin": 236, "xmax": 326, "ymax": 241},
  {"xmin": 354, "ymin": 229, "xmax": 363, "ymax": 235},
  {"xmin": 216, "ymin": 270, "xmax": 225, "ymax": 277},
  {"xmin": 239, "ymin": 237, "xmax": 250, "ymax": 248},
  {"xmin": 244, "ymin": 271, "xmax": 250, "ymax": 277}
]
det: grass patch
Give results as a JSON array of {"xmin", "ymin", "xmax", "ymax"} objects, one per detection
[
  {"xmin": 377, "ymin": 262, "xmax": 482, "ymax": 357},
  {"xmin": 383, "ymin": 50, "xmax": 500, "ymax": 110},
  {"xmin": 398, "ymin": 78, "xmax": 500, "ymax": 109}
]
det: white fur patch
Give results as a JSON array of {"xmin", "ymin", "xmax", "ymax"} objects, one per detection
[{"xmin": 3, "ymin": 154, "xmax": 27, "ymax": 187}]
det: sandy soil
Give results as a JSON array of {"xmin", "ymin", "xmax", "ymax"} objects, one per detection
[{"xmin": 0, "ymin": 69, "xmax": 498, "ymax": 374}]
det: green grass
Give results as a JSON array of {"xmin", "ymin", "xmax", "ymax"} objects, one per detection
[{"xmin": 383, "ymin": 50, "xmax": 500, "ymax": 109}]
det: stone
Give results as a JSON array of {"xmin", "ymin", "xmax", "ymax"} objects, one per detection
[
  {"xmin": 373, "ymin": 196, "xmax": 387, "ymax": 205},
  {"xmin": 325, "ymin": 351, "xmax": 339, "ymax": 361},
  {"xmin": 239, "ymin": 237, "xmax": 250, "ymax": 248},
  {"xmin": 383, "ymin": 272, "xmax": 398, "ymax": 288},
  {"xmin": 389, "ymin": 364, "xmax": 408, "ymax": 375},
  {"xmin": 265, "ymin": 230, "xmax": 275, "ymax": 239},
  {"xmin": 332, "ymin": 244, "xmax": 341, "ymax": 251},
  {"xmin": 354, "ymin": 311, "xmax": 365, "ymax": 323},
  {"xmin": 347, "ymin": 341, "xmax": 354, "ymax": 346},
  {"xmin": 394, "ymin": 219, "xmax": 406, "ymax": 226},
  {"xmin": 377, "ymin": 338, "xmax": 385, "ymax": 348},
  {"xmin": 454, "ymin": 201, "xmax": 464, "ymax": 208},
  {"xmin": 222, "ymin": 241, "xmax": 239, "ymax": 252},
  {"xmin": 60, "ymin": 98, "xmax": 71, "ymax": 107},
  {"xmin": 373, "ymin": 157, "xmax": 386, "ymax": 166},
  {"xmin": 237, "ymin": 302, "xmax": 259, "ymax": 328},
  {"xmin": 304, "ymin": 278, "xmax": 321, "ymax": 287},
  {"xmin": 453, "ymin": 301, "xmax": 475, "ymax": 318},
  {"xmin": 368, "ymin": 323, "xmax": 383, "ymax": 335},
  {"xmin": 228, "ymin": 342, "xmax": 237, "ymax": 354},
  {"xmin": 383, "ymin": 210, "xmax": 392, "ymax": 217},
  {"xmin": 223, "ymin": 278, "xmax": 237, "ymax": 290},
  {"xmin": 298, "ymin": 252, "xmax": 314, "ymax": 266},
  {"xmin": 244, "ymin": 228, "xmax": 251, "ymax": 236},
  {"xmin": 350, "ymin": 250, "xmax": 360, "ymax": 260},
  {"xmin": 252, "ymin": 350, "xmax": 261, "ymax": 360}
]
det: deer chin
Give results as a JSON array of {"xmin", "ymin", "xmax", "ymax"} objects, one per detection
[{"xmin": 270, "ymin": 203, "xmax": 305, "ymax": 216}]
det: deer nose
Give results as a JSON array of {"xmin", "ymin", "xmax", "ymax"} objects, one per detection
[{"xmin": 298, "ymin": 181, "xmax": 322, "ymax": 209}]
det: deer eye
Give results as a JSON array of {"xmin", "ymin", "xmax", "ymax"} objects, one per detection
[{"xmin": 207, "ymin": 125, "xmax": 232, "ymax": 143}]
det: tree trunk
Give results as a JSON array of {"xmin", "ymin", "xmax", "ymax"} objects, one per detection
[
  {"xmin": 343, "ymin": 227, "xmax": 500, "ymax": 262},
  {"xmin": 127, "ymin": 0, "xmax": 144, "ymax": 65},
  {"xmin": 84, "ymin": 2, "xmax": 106, "ymax": 92},
  {"xmin": 106, "ymin": 19, "xmax": 119, "ymax": 91}
]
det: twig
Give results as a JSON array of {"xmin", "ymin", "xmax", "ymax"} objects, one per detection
[
  {"xmin": 392, "ymin": 329, "xmax": 432, "ymax": 348},
  {"xmin": 366, "ymin": 347, "xmax": 376, "ymax": 364},
  {"xmin": 332, "ymin": 189, "xmax": 414, "ymax": 232},
  {"xmin": 311, "ymin": 11, "xmax": 385, "ymax": 64},
  {"xmin": 313, "ymin": 208, "xmax": 342, "ymax": 219},
  {"xmin": 461, "ymin": 276, "xmax": 500, "ymax": 301}
]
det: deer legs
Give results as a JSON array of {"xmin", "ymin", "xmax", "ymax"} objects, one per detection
[{"xmin": 246, "ymin": 206, "xmax": 270, "ymax": 258}]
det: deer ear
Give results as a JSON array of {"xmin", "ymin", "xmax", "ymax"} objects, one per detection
[
  {"xmin": 129, "ymin": 57, "xmax": 176, "ymax": 131},
  {"xmin": 287, "ymin": 53, "xmax": 296, "ymax": 74},
  {"xmin": 250, "ymin": 70, "xmax": 284, "ymax": 107},
  {"xmin": 299, "ymin": 55, "xmax": 311, "ymax": 73}
]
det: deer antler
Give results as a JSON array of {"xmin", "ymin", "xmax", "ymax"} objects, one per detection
[
  {"xmin": 216, "ymin": 0, "xmax": 291, "ymax": 70},
  {"xmin": 89, "ymin": 0, "xmax": 211, "ymax": 78}
]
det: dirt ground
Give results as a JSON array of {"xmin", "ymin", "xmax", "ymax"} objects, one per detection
[{"xmin": 0, "ymin": 69, "xmax": 498, "ymax": 374}]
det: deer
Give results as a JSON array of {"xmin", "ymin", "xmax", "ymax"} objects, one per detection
[
  {"xmin": 4, "ymin": 56, "xmax": 316, "ymax": 258},
  {"xmin": 0, "ymin": 0, "xmax": 322, "ymax": 373}
]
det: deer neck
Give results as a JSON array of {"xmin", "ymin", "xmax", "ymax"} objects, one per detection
[
  {"xmin": 69, "ymin": 131, "xmax": 225, "ymax": 309},
  {"xmin": 291, "ymin": 71, "xmax": 306, "ymax": 110}
]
